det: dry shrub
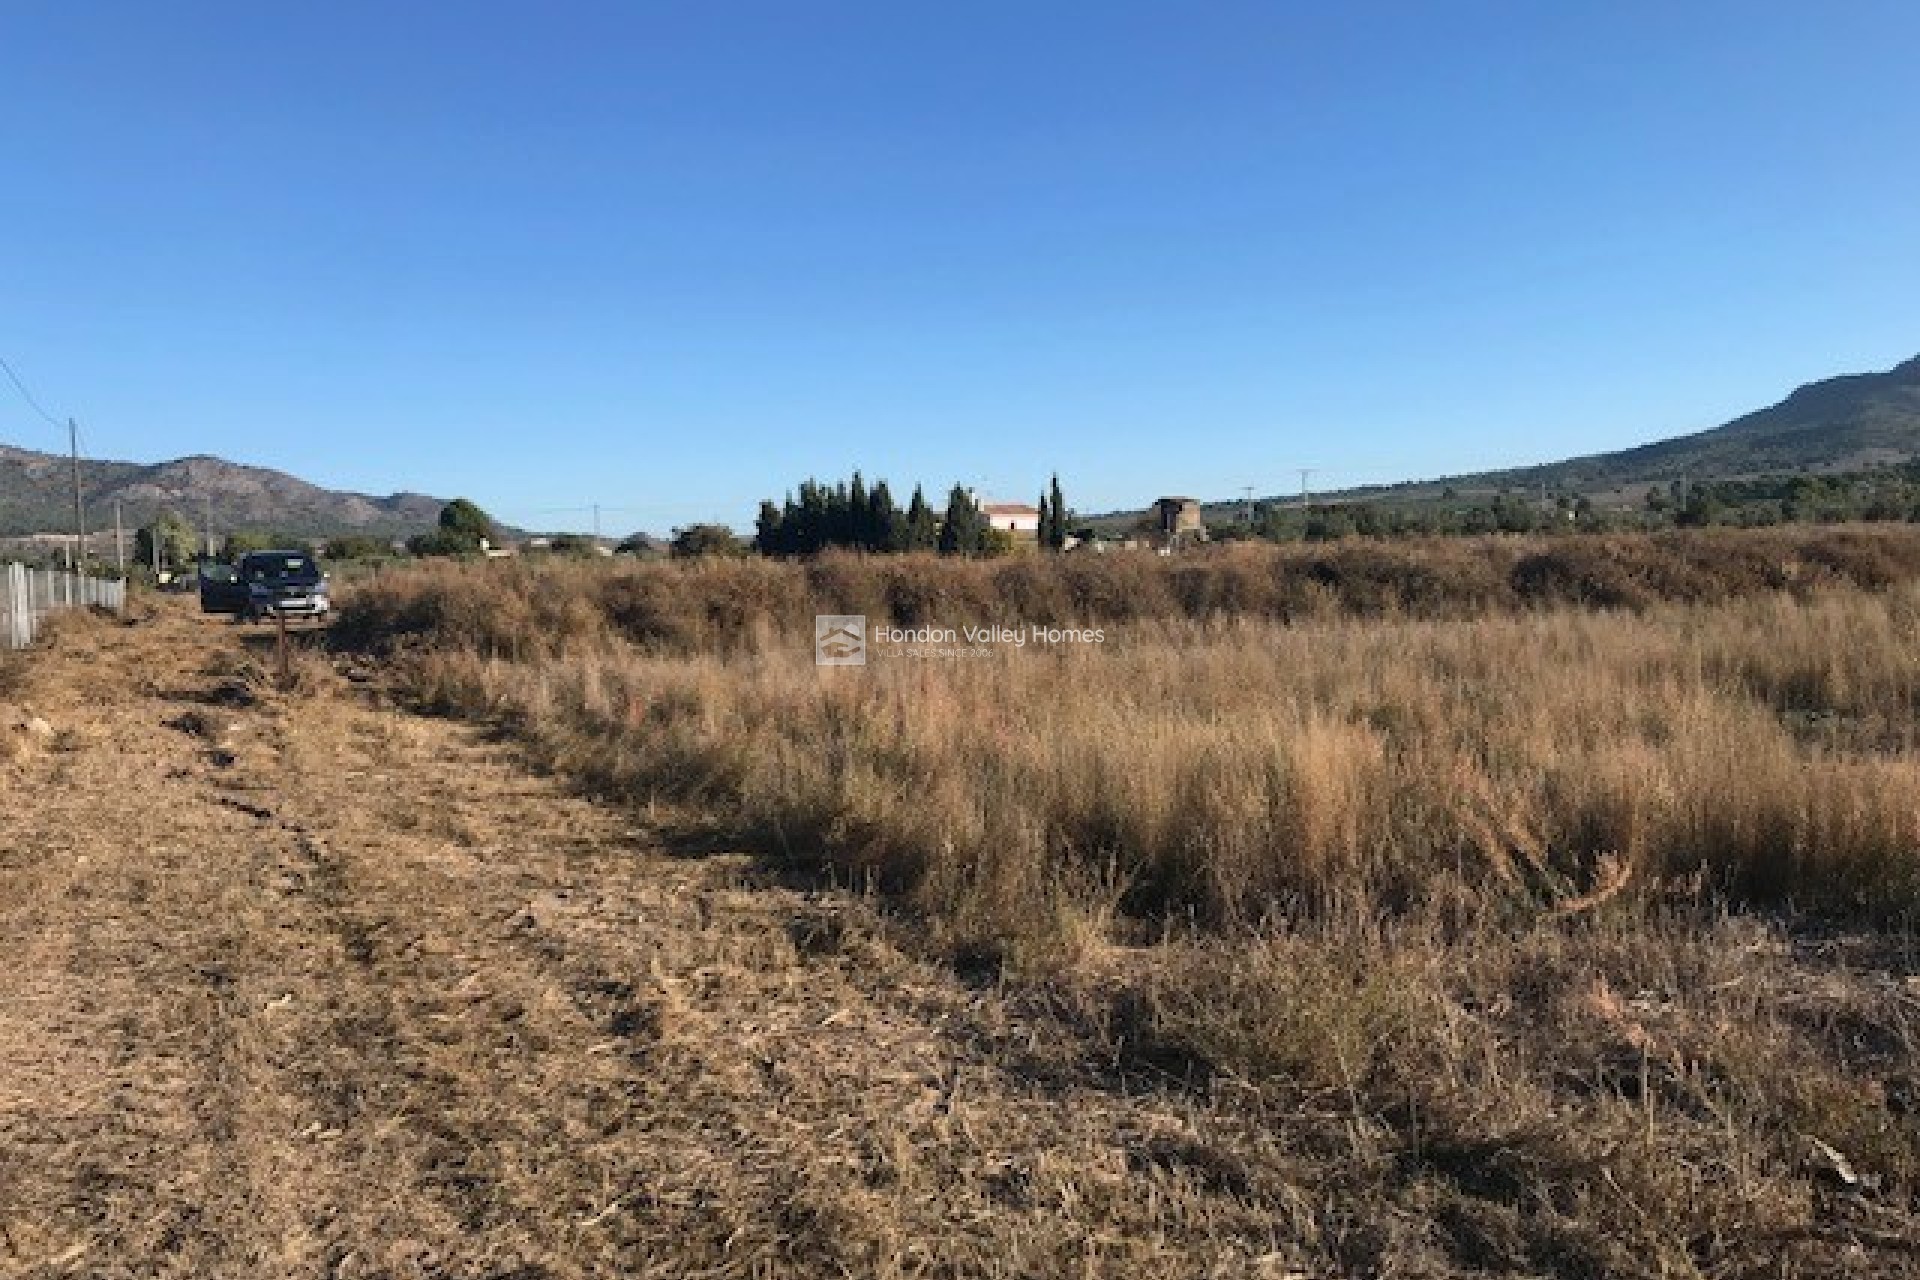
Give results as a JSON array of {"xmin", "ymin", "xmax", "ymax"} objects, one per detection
[
  {"xmin": 334, "ymin": 561, "xmax": 609, "ymax": 660},
  {"xmin": 1511, "ymin": 541, "xmax": 1664, "ymax": 609},
  {"xmin": 1800, "ymin": 528, "xmax": 1912, "ymax": 589},
  {"xmin": 1297, "ymin": 540, "xmax": 1511, "ymax": 615},
  {"xmin": 343, "ymin": 525, "xmax": 1920, "ymax": 657}
]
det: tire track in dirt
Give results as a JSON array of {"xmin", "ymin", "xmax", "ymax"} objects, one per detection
[
  {"xmin": 2, "ymin": 606, "xmax": 1309, "ymax": 1279},
  {"xmin": 1, "ymin": 614, "xmax": 333, "ymax": 1273}
]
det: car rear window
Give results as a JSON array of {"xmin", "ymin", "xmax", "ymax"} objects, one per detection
[{"xmin": 246, "ymin": 554, "xmax": 318, "ymax": 580}]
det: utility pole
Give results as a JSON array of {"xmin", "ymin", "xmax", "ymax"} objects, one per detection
[
  {"xmin": 114, "ymin": 500, "xmax": 126, "ymax": 577},
  {"xmin": 1298, "ymin": 468, "xmax": 1316, "ymax": 511},
  {"xmin": 204, "ymin": 495, "xmax": 214, "ymax": 558},
  {"xmin": 1241, "ymin": 486, "xmax": 1254, "ymax": 527},
  {"xmin": 592, "ymin": 503, "xmax": 602, "ymax": 541},
  {"xmin": 69, "ymin": 418, "xmax": 86, "ymax": 568}
]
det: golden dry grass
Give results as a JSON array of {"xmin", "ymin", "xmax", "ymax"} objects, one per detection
[
  {"xmin": 322, "ymin": 529, "xmax": 1920, "ymax": 1274},
  {"xmin": 10, "ymin": 603, "xmax": 1347, "ymax": 1278},
  {"xmin": 347, "ymin": 543, "xmax": 1920, "ymax": 936},
  {"xmin": 8, "ymin": 533, "xmax": 1920, "ymax": 1277}
]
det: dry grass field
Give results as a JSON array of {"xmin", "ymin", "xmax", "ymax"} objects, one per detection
[
  {"xmin": 3, "ymin": 528, "xmax": 1918, "ymax": 1277},
  {"xmin": 332, "ymin": 529, "xmax": 1920, "ymax": 1276}
]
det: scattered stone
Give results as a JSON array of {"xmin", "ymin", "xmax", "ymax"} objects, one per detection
[{"xmin": 1808, "ymin": 1135, "xmax": 1879, "ymax": 1191}]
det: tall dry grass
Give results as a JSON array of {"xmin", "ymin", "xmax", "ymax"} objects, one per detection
[
  {"xmin": 340, "ymin": 550, "xmax": 1920, "ymax": 941},
  {"xmin": 334, "ymin": 525, "xmax": 1920, "ymax": 659},
  {"xmin": 334, "ymin": 531, "xmax": 1920, "ymax": 1272}
]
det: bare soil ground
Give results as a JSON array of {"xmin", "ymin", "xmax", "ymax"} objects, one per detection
[{"xmin": 0, "ymin": 607, "xmax": 1304, "ymax": 1278}]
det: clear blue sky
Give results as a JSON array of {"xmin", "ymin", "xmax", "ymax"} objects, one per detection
[{"xmin": 4, "ymin": 2, "xmax": 1919, "ymax": 532}]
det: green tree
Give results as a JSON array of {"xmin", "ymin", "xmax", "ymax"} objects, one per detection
[
  {"xmin": 322, "ymin": 534, "xmax": 393, "ymax": 561},
  {"xmin": 545, "ymin": 533, "xmax": 602, "ymax": 556},
  {"xmin": 754, "ymin": 500, "xmax": 785, "ymax": 554},
  {"xmin": 904, "ymin": 485, "xmax": 938, "ymax": 551},
  {"xmin": 670, "ymin": 523, "xmax": 746, "ymax": 558},
  {"xmin": 221, "ymin": 530, "xmax": 298, "ymax": 559},
  {"xmin": 616, "ymin": 533, "xmax": 666, "ymax": 557},
  {"xmin": 437, "ymin": 498, "xmax": 496, "ymax": 548},
  {"xmin": 938, "ymin": 485, "xmax": 986, "ymax": 555},
  {"xmin": 868, "ymin": 480, "xmax": 901, "ymax": 551},
  {"xmin": 134, "ymin": 510, "xmax": 199, "ymax": 572},
  {"xmin": 407, "ymin": 529, "xmax": 480, "ymax": 557},
  {"xmin": 847, "ymin": 473, "xmax": 870, "ymax": 546},
  {"xmin": 1047, "ymin": 474, "xmax": 1068, "ymax": 549}
]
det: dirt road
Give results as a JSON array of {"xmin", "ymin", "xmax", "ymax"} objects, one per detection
[{"xmin": 0, "ymin": 608, "xmax": 1295, "ymax": 1279}]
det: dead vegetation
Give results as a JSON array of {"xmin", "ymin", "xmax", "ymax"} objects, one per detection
[
  {"xmin": 335, "ymin": 525, "xmax": 1920, "ymax": 660},
  {"xmin": 326, "ymin": 527, "xmax": 1920, "ymax": 1275},
  {"xmin": 4, "ymin": 602, "xmax": 1364, "ymax": 1278},
  {"xmin": 5, "ymin": 531, "xmax": 1919, "ymax": 1277}
]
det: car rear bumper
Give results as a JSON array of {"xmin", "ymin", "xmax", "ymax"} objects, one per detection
[{"xmin": 253, "ymin": 595, "xmax": 330, "ymax": 616}]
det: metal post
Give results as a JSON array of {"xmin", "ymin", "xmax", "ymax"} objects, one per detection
[
  {"xmin": 70, "ymin": 418, "xmax": 86, "ymax": 570},
  {"xmin": 6, "ymin": 563, "xmax": 23, "ymax": 649}
]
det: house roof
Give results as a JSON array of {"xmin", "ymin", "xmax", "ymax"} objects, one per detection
[{"xmin": 981, "ymin": 502, "xmax": 1041, "ymax": 516}]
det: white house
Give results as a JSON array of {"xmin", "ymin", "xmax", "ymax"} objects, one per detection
[{"xmin": 979, "ymin": 501, "xmax": 1041, "ymax": 538}]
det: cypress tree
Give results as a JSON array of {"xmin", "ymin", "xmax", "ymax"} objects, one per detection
[
  {"xmin": 938, "ymin": 485, "xmax": 984, "ymax": 554},
  {"xmin": 798, "ymin": 480, "xmax": 827, "ymax": 553},
  {"xmin": 869, "ymin": 479, "xmax": 900, "ymax": 552},
  {"xmin": 905, "ymin": 485, "xmax": 937, "ymax": 551},
  {"xmin": 848, "ymin": 472, "xmax": 869, "ymax": 548},
  {"xmin": 754, "ymin": 500, "xmax": 784, "ymax": 555}
]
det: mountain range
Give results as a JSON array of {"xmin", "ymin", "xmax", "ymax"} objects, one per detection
[
  {"xmin": 7, "ymin": 350, "xmax": 1919, "ymax": 539},
  {"xmin": 0, "ymin": 446, "xmax": 447, "ymax": 539},
  {"xmin": 1293, "ymin": 351, "xmax": 1920, "ymax": 509}
]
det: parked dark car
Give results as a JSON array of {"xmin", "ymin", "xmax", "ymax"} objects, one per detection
[{"xmin": 200, "ymin": 551, "xmax": 331, "ymax": 622}]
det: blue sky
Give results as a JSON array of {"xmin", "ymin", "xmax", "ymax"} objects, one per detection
[{"xmin": 4, "ymin": 2, "xmax": 1919, "ymax": 532}]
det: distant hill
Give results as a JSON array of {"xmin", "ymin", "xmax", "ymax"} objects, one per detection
[
  {"xmin": 0, "ymin": 443, "xmax": 449, "ymax": 538},
  {"xmin": 1313, "ymin": 351, "xmax": 1920, "ymax": 510},
  {"xmin": 1088, "ymin": 351, "xmax": 1920, "ymax": 530}
]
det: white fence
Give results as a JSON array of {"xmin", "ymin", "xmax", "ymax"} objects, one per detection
[{"xmin": 2, "ymin": 562, "xmax": 126, "ymax": 650}]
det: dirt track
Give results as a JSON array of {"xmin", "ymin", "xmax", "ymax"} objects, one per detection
[{"xmin": 0, "ymin": 607, "xmax": 1296, "ymax": 1279}]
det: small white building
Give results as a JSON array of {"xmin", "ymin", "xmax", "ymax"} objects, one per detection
[{"xmin": 979, "ymin": 501, "xmax": 1041, "ymax": 538}]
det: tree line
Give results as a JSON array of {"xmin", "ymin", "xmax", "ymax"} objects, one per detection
[
  {"xmin": 754, "ymin": 473, "xmax": 1070, "ymax": 555},
  {"xmin": 1211, "ymin": 462, "xmax": 1920, "ymax": 545}
]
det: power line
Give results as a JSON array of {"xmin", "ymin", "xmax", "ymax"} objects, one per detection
[
  {"xmin": 0, "ymin": 352, "xmax": 66, "ymax": 429},
  {"xmin": 494, "ymin": 504, "xmax": 647, "ymax": 518}
]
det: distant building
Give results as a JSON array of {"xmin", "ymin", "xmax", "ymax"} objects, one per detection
[
  {"xmin": 979, "ymin": 501, "xmax": 1042, "ymax": 539},
  {"xmin": 1068, "ymin": 534, "xmax": 1148, "ymax": 554},
  {"xmin": 1153, "ymin": 497, "xmax": 1205, "ymax": 538}
]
